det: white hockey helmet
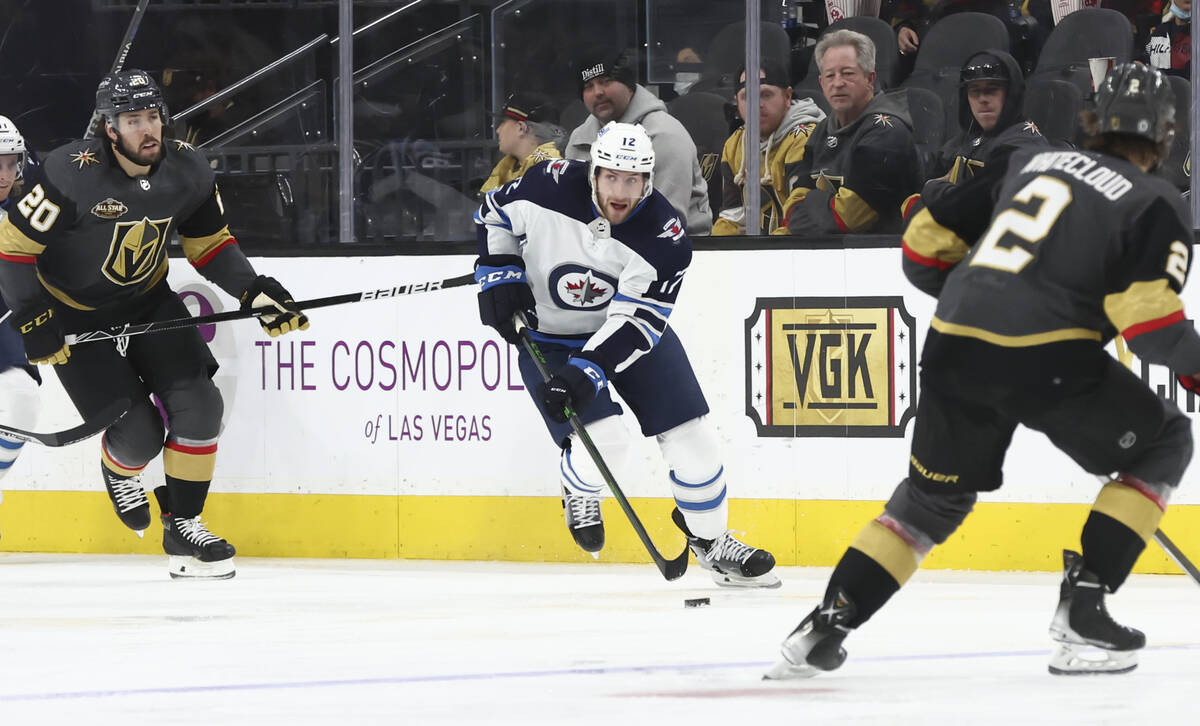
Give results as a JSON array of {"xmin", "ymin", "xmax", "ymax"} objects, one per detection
[
  {"xmin": 0, "ymin": 115, "xmax": 26, "ymax": 179},
  {"xmin": 589, "ymin": 121, "xmax": 655, "ymax": 207}
]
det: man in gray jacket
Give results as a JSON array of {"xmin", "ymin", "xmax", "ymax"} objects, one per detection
[{"xmin": 565, "ymin": 48, "xmax": 713, "ymax": 235}]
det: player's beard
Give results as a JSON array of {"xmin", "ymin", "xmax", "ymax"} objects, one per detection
[{"xmin": 115, "ymin": 131, "xmax": 163, "ymax": 167}]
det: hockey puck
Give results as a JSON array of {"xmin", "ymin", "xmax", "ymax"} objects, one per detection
[{"xmin": 683, "ymin": 597, "xmax": 711, "ymax": 608}]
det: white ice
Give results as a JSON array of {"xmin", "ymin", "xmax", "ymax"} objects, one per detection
[{"xmin": 0, "ymin": 555, "xmax": 1196, "ymax": 725}]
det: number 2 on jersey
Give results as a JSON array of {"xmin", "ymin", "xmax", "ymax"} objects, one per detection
[{"xmin": 970, "ymin": 175, "xmax": 1073, "ymax": 274}]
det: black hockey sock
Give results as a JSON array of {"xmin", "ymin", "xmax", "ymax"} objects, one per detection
[
  {"xmin": 1080, "ymin": 511, "xmax": 1146, "ymax": 592},
  {"xmin": 164, "ymin": 476, "xmax": 211, "ymax": 519},
  {"xmin": 827, "ymin": 547, "xmax": 901, "ymax": 629}
]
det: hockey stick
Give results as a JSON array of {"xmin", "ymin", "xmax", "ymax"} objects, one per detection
[
  {"xmin": 66, "ymin": 273, "xmax": 476, "ymax": 345},
  {"xmin": 514, "ymin": 313, "xmax": 690, "ymax": 581},
  {"xmin": 83, "ymin": 0, "xmax": 152, "ymax": 139},
  {"xmin": 0, "ymin": 398, "xmax": 129, "ymax": 447},
  {"xmin": 1154, "ymin": 528, "xmax": 1200, "ymax": 586}
]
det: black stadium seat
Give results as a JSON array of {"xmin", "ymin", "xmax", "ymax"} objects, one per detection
[
  {"xmin": 1022, "ymin": 77, "xmax": 1083, "ymax": 146},
  {"xmin": 1030, "ymin": 8, "xmax": 1133, "ymax": 101},
  {"xmin": 1158, "ymin": 75, "xmax": 1191, "ymax": 194},
  {"xmin": 901, "ymin": 13, "xmax": 1010, "ymax": 136},
  {"xmin": 689, "ymin": 21, "xmax": 792, "ymax": 99},
  {"xmin": 905, "ymin": 86, "xmax": 946, "ymax": 174},
  {"xmin": 668, "ymin": 91, "xmax": 732, "ymax": 222}
]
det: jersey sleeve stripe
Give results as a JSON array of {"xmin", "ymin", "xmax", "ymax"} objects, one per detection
[
  {"xmin": 612, "ymin": 291, "xmax": 673, "ymax": 319},
  {"xmin": 1103, "ymin": 280, "xmax": 1186, "ymax": 340},
  {"xmin": 181, "ymin": 227, "xmax": 237, "ymax": 268},
  {"xmin": 483, "ymin": 192, "xmax": 513, "ymax": 231},
  {"xmin": 0, "ymin": 251, "xmax": 37, "ymax": 264},
  {"xmin": 0, "ymin": 218, "xmax": 47, "ymax": 259},
  {"xmin": 901, "ymin": 242, "xmax": 955, "ymax": 271},
  {"xmin": 901, "ymin": 208, "xmax": 969, "ymax": 269},
  {"xmin": 831, "ymin": 187, "xmax": 879, "ymax": 232}
]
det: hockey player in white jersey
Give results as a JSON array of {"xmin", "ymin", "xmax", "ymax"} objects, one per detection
[{"xmin": 474, "ymin": 122, "xmax": 779, "ymax": 588}]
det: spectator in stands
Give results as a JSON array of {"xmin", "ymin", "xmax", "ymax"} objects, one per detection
[
  {"xmin": 921, "ymin": 50, "xmax": 1046, "ymax": 205},
  {"xmin": 783, "ymin": 30, "xmax": 923, "ymax": 236},
  {"xmin": 564, "ymin": 47, "xmax": 713, "ymax": 235},
  {"xmin": 481, "ymin": 93, "xmax": 564, "ymax": 194},
  {"xmin": 713, "ymin": 63, "xmax": 825, "ymax": 235},
  {"xmin": 884, "ymin": 0, "xmax": 1045, "ymax": 74},
  {"xmin": 1145, "ymin": 0, "xmax": 1192, "ymax": 79}
]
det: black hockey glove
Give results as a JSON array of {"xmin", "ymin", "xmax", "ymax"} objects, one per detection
[
  {"xmin": 240, "ymin": 275, "xmax": 310, "ymax": 337},
  {"xmin": 541, "ymin": 356, "xmax": 607, "ymax": 424},
  {"xmin": 475, "ymin": 254, "xmax": 536, "ymax": 344},
  {"xmin": 14, "ymin": 301, "xmax": 70, "ymax": 365}
]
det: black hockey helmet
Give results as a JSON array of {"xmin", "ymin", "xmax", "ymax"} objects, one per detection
[
  {"xmin": 1093, "ymin": 62, "xmax": 1175, "ymax": 147},
  {"xmin": 95, "ymin": 69, "xmax": 170, "ymax": 125}
]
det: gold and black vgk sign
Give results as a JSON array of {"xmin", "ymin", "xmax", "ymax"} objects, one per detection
[
  {"xmin": 102, "ymin": 216, "xmax": 172, "ymax": 285},
  {"xmin": 745, "ymin": 296, "xmax": 918, "ymax": 437}
]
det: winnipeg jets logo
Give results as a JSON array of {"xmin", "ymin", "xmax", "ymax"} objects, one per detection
[
  {"xmin": 545, "ymin": 158, "xmax": 571, "ymax": 184},
  {"xmin": 70, "ymin": 149, "xmax": 100, "ymax": 168},
  {"xmin": 548, "ymin": 264, "xmax": 618, "ymax": 311},
  {"xmin": 658, "ymin": 217, "xmax": 684, "ymax": 242},
  {"xmin": 872, "ymin": 114, "xmax": 894, "ymax": 128}
]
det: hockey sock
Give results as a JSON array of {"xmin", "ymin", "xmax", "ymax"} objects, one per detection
[
  {"xmin": 1083, "ymin": 477, "xmax": 1166, "ymax": 591},
  {"xmin": 164, "ymin": 477, "xmax": 211, "ymax": 519},
  {"xmin": 826, "ymin": 516, "xmax": 925, "ymax": 629}
]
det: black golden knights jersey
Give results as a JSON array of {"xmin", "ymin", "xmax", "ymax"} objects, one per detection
[
  {"xmin": 0, "ymin": 137, "xmax": 256, "ymax": 316},
  {"xmin": 904, "ymin": 147, "xmax": 1200, "ymax": 373}
]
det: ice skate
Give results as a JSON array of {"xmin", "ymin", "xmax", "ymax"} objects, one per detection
[
  {"xmin": 562, "ymin": 486, "xmax": 604, "ymax": 555},
  {"xmin": 764, "ymin": 587, "xmax": 857, "ymax": 680},
  {"xmin": 162, "ymin": 513, "xmax": 236, "ymax": 580},
  {"xmin": 101, "ymin": 465, "xmax": 150, "ymax": 535},
  {"xmin": 671, "ymin": 507, "xmax": 779, "ymax": 588},
  {"xmin": 1047, "ymin": 550, "xmax": 1143, "ymax": 675}
]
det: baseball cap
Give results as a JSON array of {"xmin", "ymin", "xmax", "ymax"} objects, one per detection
[{"xmin": 489, "ymin": 92, "xmax": 558, "ymax": 124}]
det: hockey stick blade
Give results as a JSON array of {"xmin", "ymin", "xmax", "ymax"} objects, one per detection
[
  {"xmin": 0, "ymin": 398, "xmax": 130, "ymax": 447},
  {"xmin": 514, "ymin": 313, "xmax": 689, "ymax": 581},
  {"xmin": 67, "ymin": 273, "xmax": 476, "ymax": 344},
  {"xmin": 1154, "ymin": 529, "xmax": 1200, "ymax": 586}
]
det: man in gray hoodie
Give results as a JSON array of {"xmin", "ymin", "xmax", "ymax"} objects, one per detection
[{"xmin": 565, "ymin": 48, "xmax": 713, "ymax": 235}]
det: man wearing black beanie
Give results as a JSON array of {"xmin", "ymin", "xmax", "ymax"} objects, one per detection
[{"xmin": 565, "ymin": 47, "xmax": 713, "ymax": 235}]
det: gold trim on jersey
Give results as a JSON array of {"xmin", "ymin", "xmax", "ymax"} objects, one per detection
[
  {"xmin": 902, "ymin": 208, "xmax": 968, "ymax": 266},
  {"xmin": 831, "ymin": 186, "xmax": 879, "ymax": 232},
  {"xmin": 102, "ymin": 216, "xmax": 173, "ymax": 286},
  {"xmin": 931, "ymin": 316, "xmax": 1102, "ymax": 346},
  {"xmin": 0, "ymin": 216, "xmax": 47, "ymax": 258},
  {"xmin": 850, "ymin": 519, "xmax": 919, "ymax": 585},
  {"xmin": 181, "ymin": 225, "xmax": 234, "ymax": 265},
  {"xmin": 1103, "ymin": 279, "xmax": 1184, "ymax": 335},
  {"xmin": 37, "ymin": 272, "xmax": 96, "ymax": 310},
  {"xmin": 1093, "ymin": 480, "xmax": 1165, "ymax": 543}
]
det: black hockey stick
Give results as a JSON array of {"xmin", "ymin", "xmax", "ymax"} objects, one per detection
[
  {"xmin": 514, "ymin": 313, "xmax": 690, "ymax": 581},
  {"xmin": 66, "ymin": 273, "xmax": 476, "ymax": 344},
  {"xmin": 0, "ymin": 398, "xmax": 129, "ymax": 447},
  {"xmin": 1154, "ymin": 529, "xmax": 1200, "ymax": 586},
  {"xmin": 83, "ymin": 0, "xmax": 152, "ymax": 139}
]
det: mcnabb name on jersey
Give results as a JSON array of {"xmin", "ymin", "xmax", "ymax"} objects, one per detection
[{"xmin": 745, "ymin": 296, "xmax": 917, "ymax": 438}]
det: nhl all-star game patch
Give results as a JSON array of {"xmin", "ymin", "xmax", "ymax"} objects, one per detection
[{"xmin": 90, "ymin": 197, "xmax": 129, "ymax": 220}]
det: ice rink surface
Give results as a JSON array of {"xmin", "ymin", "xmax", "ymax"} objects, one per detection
[{"xmin": 0, "ymin": 554, "xmax": 1196, "ymax": 725}]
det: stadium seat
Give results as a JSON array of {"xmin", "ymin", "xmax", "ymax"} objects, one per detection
[
  {"xmin": 668, "ymin": 91, "xmax": 732, "ymax": 222},
  {"xmin": 1030, "ymin": 8, "xmax": 1133, "ymax": 101},
  {"xmin": 692, "ymin": 21, "xmax": 793, "ymax": 98},
  {"xmin": 906, "ymin": 86, "xmax": 946, "ymax": 175},
  {"xmin": 1158, "ymin": 75, "xmax": 1191, "ymax": 194},
  {"xmin": 1022, "ymin": 77, "xmax": 1083, "ymax": 146},
  {"xmin": 901, "ymin": 13, "xmax": 1010, "ymax": 137}
]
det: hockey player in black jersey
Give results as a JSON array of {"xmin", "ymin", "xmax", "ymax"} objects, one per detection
[
  {"xmin": 0, "ymin": 70, "xmax": 309, "ymax": 579},
  {"xmin": 767, "ymin": 63, "xmax": 1199, "ymax": 677}
]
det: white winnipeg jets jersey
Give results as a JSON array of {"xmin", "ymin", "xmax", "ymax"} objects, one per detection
[{"xmin": 475, "ymin": 158, "xmax": 690, "ymax": 373}]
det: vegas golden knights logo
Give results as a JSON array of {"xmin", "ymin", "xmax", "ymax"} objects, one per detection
[
  {"xmin": 102, "ymin": 216, "xmax": 172, "ymax": 285},
  {"xmin": 745, "ymin": 296, "xmax": 917, "ymax": 437}
]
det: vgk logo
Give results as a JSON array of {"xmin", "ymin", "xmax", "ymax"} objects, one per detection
[
  {"xmin": 745, "ymin": 297, "xmax": 917, "ymax": 437},
  {"xmin": 102, "ymin": 216, "xmax": 172, "ymax": 285}
]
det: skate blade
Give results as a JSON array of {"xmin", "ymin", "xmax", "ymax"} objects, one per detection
[
  {"xmin": 711, "ymin": 570, "xmax": 782, "ymax": 589},
  {"xmin": 762, "ymin": 657, "xmax": 822, "ymax": 680},
  {"xmin": 1048, "ymin": 642, "xmax": 1138, "ymax": 675},
  {"xmin": 168, "ymin": 555, "xmax": 236, "ymax": 580}
]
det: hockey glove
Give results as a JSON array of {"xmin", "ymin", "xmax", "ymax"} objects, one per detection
[
  {"xmin": 14, "ymin": 302, "xmax": 69, "ymax": 365},
  {"xmin": 240, "ymin": 275, "xmax": 310, "ymax": 337},
  {"xmin": 541, "ymin": 356, "xmax": 607, "ymax": 423},
  {"xmin": 475, "ymin": 254, "xmax": 537, "ymax": 344}
]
